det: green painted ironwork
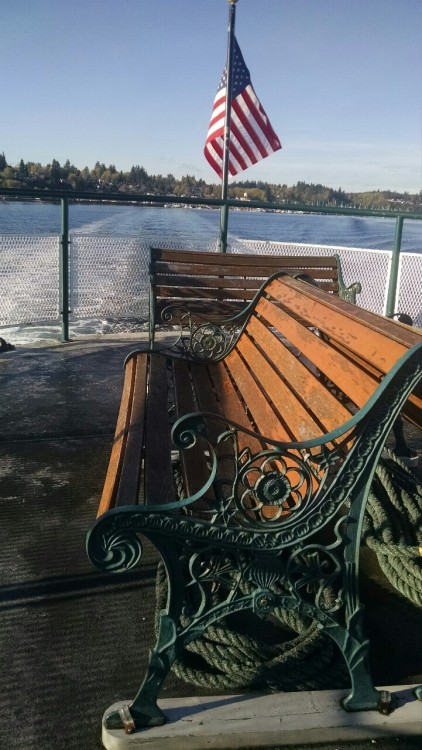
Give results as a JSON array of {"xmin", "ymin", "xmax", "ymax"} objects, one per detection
[
  {"xmin": 59, "ymin": 197, "xmax": 70, "ymax": 342},
  {"xmin": 333, "ymin": 253, "xmax": 362, "ymax": 303},
  {"xmin": 1, "ymin": 186, "xmax": 421, "ymax": 220},
  {"xmin": 385, "ymin": 215, "xmax": 404, "ymax": 317}
]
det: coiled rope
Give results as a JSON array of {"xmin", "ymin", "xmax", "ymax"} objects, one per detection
[
  {"xmin": 363, "ymin": 449, "xmax": 422, "ymax": 608},
  {"xmin": 156, "ymin": 563, "xmax": 348, "ymax": 691},
  {"xmin": 157, "ymin": 450, "xmax": 421, "ymax": 691}
]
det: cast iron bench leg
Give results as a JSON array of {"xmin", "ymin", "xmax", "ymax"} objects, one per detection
[
  {"xmin": 103, "ymin": 538, "xmax": 186, "ymax": 733},
  {"xmin": 326, "ymin": 624, "xmax": 393, "ymax": 713},
  {"xmin": 104, "ymin": 614, "xmax": 176, "ymax": 732}
]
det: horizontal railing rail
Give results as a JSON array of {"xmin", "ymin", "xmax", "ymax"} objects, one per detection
[
  {"xmin": 1, "ymin": 185, "xmax": 422, "ymax": 219},
  {"xmin": 1, "ymin": 187, "xmax": 421, "ymax": 341}
]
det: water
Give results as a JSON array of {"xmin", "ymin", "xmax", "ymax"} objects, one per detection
[
  {"xmin": 1, "ymin": 200, "xmax": 421, "ymax": 251},
  {"xmin": 1, "ymin": 201, "xmax": 421, "ymax": 344}
]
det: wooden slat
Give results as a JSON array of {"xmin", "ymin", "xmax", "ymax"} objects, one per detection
[
  {"xmin": 153, "ymin": 261, "xmax": 272, "ymax": 277},
  {"xmin": 190, "ymin": 360, "xmax": 265, "ymax": 451},
  {"xmin": 191, "ymin": 364, "xmax": 244, "ymax": 494},
  {"xmin": 191, "ymin": 362, "xmax": 243, "ymax": 498},
  {"xmin": 235, "ymin": 331, "xmax": 327, "ymax": 442},
  {"xmin": 262, "ymin": 277, "xmax": 422, "ymax": 425},
  {"xmin": 247, "ymin": 314, "xmax": 353, "ymax": 432},
  {"xmin": 212, "ymin": 362, "xmax": 264, "ymax": 449},
  {"xmin": 96, "ymin": 357, "xmax": 137, "ymax": 517},
  {"xmin": 256, "ymin": 296, "xmax": 380, "ymax": 408},
  {"xmin": 155, "ymin": 287, "xmax": 259, "ymax": 301},
  {"xmin": 211, "ymin": 360, "xmax": 303, "ymax": 520},
  {"xmin": 266, "ymin": 277, "xmax": 421, "ymax": 364},
  {"xmin": 155, "ymin": 276, "xmax": 260, "ymax": 289},
  {"xmin": 155, "ymin": 276, "xmax": 260, "ymax": 290},
  {"xmin": 154, "ymin": 273, "xmax": 339, "ymax": 289},
  {"xmin": 155, "ymin": 285, "xmax": 253, "ymax": 298},
  {"xmin": 115, "ymin": 355, "xmax": 148, "ymax": 507},
  {"xmin": 151, "ymin": 247, "xmax": 339, "ymax": 270},
  {"xmin": 152, "ymin": 261, "xmax": 339, "ymax": 280},
  {"xmin": 226, "ymin": 342, "xmax": 322, "ymax": 502},
  {"xmin": 320, "ymin": 340, "xmax": 420, "ymax": 425},
  {"xmin": 191, "ymin": 360, "xmax": 286, "ymax": 519},
  {"xmin": 144, "ymin": 355, "xmax": 176, "ymax": 505},
  {"xmin": 225, "ymin": 347, "xmax": 293, "ymax": 442}
]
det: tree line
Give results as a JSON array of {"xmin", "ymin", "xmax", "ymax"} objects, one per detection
[{"xmin": 0, "ymin": 152, "xmax": 420, "ymax": 211}]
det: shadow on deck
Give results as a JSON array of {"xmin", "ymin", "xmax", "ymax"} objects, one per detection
[{"xmin": 0, "ymin": 335, "xmax": 420, "ymax": 750}]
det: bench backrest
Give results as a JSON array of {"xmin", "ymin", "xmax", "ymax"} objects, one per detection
[
  {"xmin": 223, "ymin": 275, "xmax": 421, "ymax": 440},
  {"xmin": 168, "ymin": 274, "xmax": 421, "ymax": 522},
  {"xmin": 149, "ymin": 248, "xmax": 352, "ymax": 336}
]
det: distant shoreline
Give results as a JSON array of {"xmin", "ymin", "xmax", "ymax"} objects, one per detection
[{"xmin": 1, "ymin": 195, "xmax": 421, "ymax": 219}]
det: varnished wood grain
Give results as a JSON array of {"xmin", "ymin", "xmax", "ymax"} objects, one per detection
[
  {"xmin": 115, "ymin": 355, "xmax": 148, "ymax": 507},
  {"xmin": 97, "ymin": 271, "xmax": 421, "ymax": 526},
  {"xmin": 144, "ymin": 355, "xmax": 176, "ymax": 505},
  {"xmin": 97, "ymin": 357, "xmax": 137, "ymax": 517}
]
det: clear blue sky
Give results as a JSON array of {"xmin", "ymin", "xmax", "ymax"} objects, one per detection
[{"xmin": 1, "ymin": 0, "xmax": 421, "ymax": 192}]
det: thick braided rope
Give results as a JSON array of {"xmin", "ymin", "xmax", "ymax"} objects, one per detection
[
  {"xmin": 155, "ymin": 561, "xmax": 347, "ymax": 691},
  {"xmin": 363, "ymin": 451, "xmax": 422, "ymax": 607},
  {"xmin": 155, "ymin": 450, "xmax": 421, "ymax": 690},
  {"xmin": 170, "ymin": 610, "xmax": 346, "ymax": 691}
]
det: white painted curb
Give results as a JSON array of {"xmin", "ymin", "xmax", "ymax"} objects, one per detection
[{"xmin": 102, "ymin": 684, "xmax": 422, "ymax": 749}]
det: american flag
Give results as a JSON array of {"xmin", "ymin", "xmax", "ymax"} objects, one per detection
[{"xmin": 204, "ymin": 36, "xmax": 281, "ymax": 178}]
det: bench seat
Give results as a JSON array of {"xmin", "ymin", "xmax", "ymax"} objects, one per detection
[{"xmin": 87, "ymin": 273, "xmax": 421, "ymax": 734}]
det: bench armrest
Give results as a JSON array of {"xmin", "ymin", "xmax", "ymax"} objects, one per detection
[{"xmin": 334, "ymin": 254, "xmax": 362, "ymax": 304}]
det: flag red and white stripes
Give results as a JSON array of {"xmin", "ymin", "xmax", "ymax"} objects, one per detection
[{"xmin": 204, "ymin": 36, "xmax": 281, "ymax": 178}]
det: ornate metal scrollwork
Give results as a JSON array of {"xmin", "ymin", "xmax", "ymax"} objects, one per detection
[
  {"xmin": 189, "ymin": 321, "xmax": 238, "ymax": 360},
  {"xmin": 243, "ymin": 557, "xmax": 285, "ymax": 589},
  {"xmin": 160, "ymin": 304, "xmax": 190, "ymax": 328},
  {"xmin": 286, "ymin": 545, "xmax": 343, "ymax": 612},
  {"xmin": 340, "ymin": 281, "xmax": 362, "ymax": 304},
  {"xmin": 171, "ymin": 414, "xmax": 346, "ymax": 540},
  {"xmin": 184, "ymin": 547, "xmax": 244, "ymax": 620},
  {"xmin": 87, "ymin": 521, "xmax": 143, "ymax": 573},
  {"xmin": 236, "ymin": 449, "xmax": 316, "ymax": 525},
  {"xmin": 159, "ymin": 305, "xmax": 240, "ymax": 360}
]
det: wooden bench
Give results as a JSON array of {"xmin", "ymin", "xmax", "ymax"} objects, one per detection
[
  {"xmin": 149, "ymin": 247, "xmax": 362, "ymax": 344},
  {"xmin": 86, "ymin": 273, "xmax": 421, "ymax": 734}
]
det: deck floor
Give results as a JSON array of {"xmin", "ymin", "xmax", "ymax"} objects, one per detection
[{"xmin": 0, "ymin": 334, "xmax": 420, "ymax": 750}]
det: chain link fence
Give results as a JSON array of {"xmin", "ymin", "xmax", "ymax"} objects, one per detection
[
  {"xmin": 230, "ymin": 240, "xmax": 393, "ymax": 319},
  {"xmin": 70, "ymin": 235, "xmax": 150, "ymax": 321},
  {"xmin": 1, "ymin": 234, "xmax": 421, "ymax": 333},
  {"xmin": 0, "ymin": 235, "xmax": 59, "ymax": 326},
  {"xmin": 232, "ymin": 240, "xmax": 422, "ymax": 326}
]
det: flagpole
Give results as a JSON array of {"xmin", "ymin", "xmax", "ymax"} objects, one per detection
[{"xmin": 218, "ymin": 0, "xmax": 238, "ymax": 253}]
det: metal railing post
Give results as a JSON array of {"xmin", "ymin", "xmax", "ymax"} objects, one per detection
[
  {"xmin": 59, "ymin": 197, "xmax": 70, "ymax": 341},
  {"xmin": 385, "ymin": 215, "xmax": 404, "ymax": 317},
  {"xmin": 218, "ymin": 202, "xmax": 229, "ymax": 253}
]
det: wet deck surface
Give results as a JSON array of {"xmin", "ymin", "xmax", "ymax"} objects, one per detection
[{"xmin": 0, "ymin": 335, "xmax": 421, "ymax": 750}]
